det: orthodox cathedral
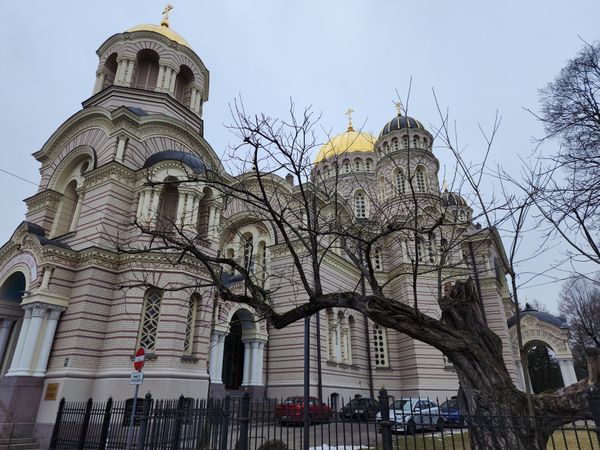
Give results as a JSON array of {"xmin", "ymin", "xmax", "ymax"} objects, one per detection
[{"xmin": 0, "ymin": 8, "xmax": 578, "ymax": 445}]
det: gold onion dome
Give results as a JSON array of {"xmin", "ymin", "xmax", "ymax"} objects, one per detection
[
  {"xmin": 315, "ymin": 130, "xmax": 376, "ymax": 163},
  {"xmin": 126, "ymin": 4, "xmax": 190, "ymax": 48}
]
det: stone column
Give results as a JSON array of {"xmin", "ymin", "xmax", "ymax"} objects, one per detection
[
  {"xmin": 14, "ymin": 304, "xmax": 47, "ymax": 375},
  {"xmin": 93, "ymin": 71, "xmax": 106, "ymax": 94},
  {"xmin": 209, "ymin": 331, "xmax": 225, "ymax": 384},
  {"xmin": 32, "ymin": 308, "xmax": 64, "ymax": 377},
  {"xmin": 0, "ymin": 318, "xmax": 15, "ymax": 365},
  {"xmin": 241, "ymin": 340, "xmax": 252, "ymax": 386},
  {"xmin": 515, "ymin": 359, "xmax": 526, "ymax": 391},
  {"xmin": 558, "ymin": 357, "xmax": 578, "ymax": 386},
  {"xmin": 5, "ymin": 308, "xmax": 32, "ymax": 376},
  {"xmin": 250, "ymin": 341, "xmax": 265, "ymax": 386},
  {"xmin": 115, "ymin": 136, "xmax": 128, "ymax": 163},
  {"xmin": 68, "ymin": 189, "xmax": 85, "ymax": 232}
]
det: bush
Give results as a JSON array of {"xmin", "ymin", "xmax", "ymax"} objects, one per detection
[{"xmin": 257, "ymin": 439, "xmax": 288, "ymax": 450}]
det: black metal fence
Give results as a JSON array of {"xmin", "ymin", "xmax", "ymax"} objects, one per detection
[{"xmin": 49, "ymin": 388, "xmax": 600, "ymax": 450}]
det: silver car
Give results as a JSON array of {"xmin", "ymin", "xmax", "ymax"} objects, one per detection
[{"xmin": 376, "ymin": 398, "xmax": 445, "ymax": 434}]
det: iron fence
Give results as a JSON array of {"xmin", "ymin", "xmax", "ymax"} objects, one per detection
[{"xmin": 49, "ymin": 388, "xmax": 600, "ymax": 450}]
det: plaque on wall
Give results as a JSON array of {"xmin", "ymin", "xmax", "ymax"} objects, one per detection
[{"xmin": 44, "ymin": 383, "xmax": 59, "ymax": 401}]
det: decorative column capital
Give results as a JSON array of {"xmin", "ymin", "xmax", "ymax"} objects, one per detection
[{"xmin": 48, "ymin": 307, "xmax": 66, "ymax": 321}]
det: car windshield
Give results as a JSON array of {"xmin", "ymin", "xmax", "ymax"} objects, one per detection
[
  {"xmin": 441, "ymin": 399, "xmax": 458, "ymax": 409},
  {"xmin": 390, "ymin": 400, "xmax": 414, "ymax": 412},
  {"xmin": 283, "ymin": 397, "xmax": 301, "ymax": 404}
]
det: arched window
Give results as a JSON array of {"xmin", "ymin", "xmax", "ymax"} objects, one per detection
[
  {"xmin": 354, "ymin": 191, "xmax": 367, "ymax": 218},
  {"xmin": 417, "ymin": 234, "xmax": 436, "ymax": 264},
  {"xmin": 415, "ymin": 166, "xmax": 426, "ymax": 193},
  {"xmin": 243, "ymin": 234, "xmax": 254, "ymax": 272},
  {"xmin": 138, "ymin": 290, "xmax": 162, "ymax": 352},
  {"xmin": 392, "ymin": 138, "xmax": 399, "ymax": 152},
  {"xmin": 257, "ymin": 240, "xmax": 268, "ymax": 287},
  {"xmin": 395, "ymin": 169, "xmax": 406, "ymax": 194},
  {"xmin": 346, "ymin": 316, "xmax": 355, "ymax": 365},
  {"xmin": 373, "ymin": 324, "xmax": 389, "ymax": 367},
  {"xmin": 325, "ymin": 165, "xmax": 331, "ymax": 178},
  {"xmin": 378, "ymin": 176, "xmax": 385, "ymax": 201},
  {"xmin": 103, "ymin": 53, "xmax": 118, "ymax": 89},
  {"xmin": 197, "ymin": 187, "xmax": 212, "ymax": 237},
  {"xmin": 413, "ymin": 135, "xmax": 420, "ymax": 148},
  {"xmin": 354, "ymin": 159, "xmax": 363, "ymax": 172},
  {"xmin": 133, "ymin": 49, "xmax": 159, "ymax": 90},
  {"xmin": 383, "ymin": 142, "xmax": 389, "ymax": 153},
  {"xmin": 365, "ymin": 159, "xmax": 373, "ymax": 172},
  {"xmin": 402, "ymin": 135, "xmax": 409, "ymax": 148},
  {"xmin": 157, "ymin": 178, "xmax": 179, "ymax": 232},
  {"xmin": 53, "ymin": 179, "xmax": 80, "ymax": 237},
  {"xmin": 327, "ymin": 309, "xmax": 340, "ymax": 362},
  {"xmin": 183, "ymin": 295, "xmax": 199, "ymax": 355},
  {"xmin": 174, "ymin": 65, "xmax": 195, "ymax": 106},
  {"xmin": 343, "ymin": 160, "xmax": 350, "ymax": 173},
  {"xmin": 372, "ymin": 248, "xmax": 383, "ymax": 271}
]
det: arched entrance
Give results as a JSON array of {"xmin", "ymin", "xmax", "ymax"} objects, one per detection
[
  {"xmin": 222, "ymin": 311, "xmax": 245, "ymax": 389},
  {"xmin": 525, "ymin": 340, "xmax": 563, "ymax": 393},
  {"xmin": 0, "ymin": 271, "xmax": 26, "ymax": 377}
]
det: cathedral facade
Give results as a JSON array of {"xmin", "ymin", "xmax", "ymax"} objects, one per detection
[{"xmin": 0, "ymin": 14, "xmax": 577, "ymax": 445}]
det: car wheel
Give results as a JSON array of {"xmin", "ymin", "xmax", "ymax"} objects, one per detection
[
  {"xmin": 406, "ymin": 420, "xmax": 417, "ymax": 435},
  {"xmin": 436, "ymin": 418, "xmax": 445, "ymax": 432}
]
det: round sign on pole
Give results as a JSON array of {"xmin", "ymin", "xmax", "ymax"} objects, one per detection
[{"xmin": 133, "ymin": 347, "xmax": 145, "ymax": 372}]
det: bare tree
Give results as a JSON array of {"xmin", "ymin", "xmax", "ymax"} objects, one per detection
[
  {"xmin": 559, "ymin": 276, "xmax": 600, "ymax": 350},
  {"xmin": 118, "ymin": 100, "xmax": 599, "ymax": 450},
  {"xmin": 528, "ymin": 40, "xmax": 600, "ymax": 266}
]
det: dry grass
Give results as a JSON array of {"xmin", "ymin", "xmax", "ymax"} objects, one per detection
[{"xmin": 378, "ymin": 429, "xmax": 600, "ymax": 450}]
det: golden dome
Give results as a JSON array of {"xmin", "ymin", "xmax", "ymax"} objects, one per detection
[
  {"xmin": 126, "ymin": 23, "xmax": 190, "ymax": 48},
  {"xmin": 315, "ymin": 129, "xmax": 376, "ymax": 163}
]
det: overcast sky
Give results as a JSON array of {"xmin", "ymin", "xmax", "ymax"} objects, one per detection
[{"xmin": 1, "ymin": 0, "xmax": 598, "ymax": 313}]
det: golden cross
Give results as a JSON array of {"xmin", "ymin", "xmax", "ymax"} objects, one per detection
[
  {"xmin": 394, "ymin": 101, "xmax": 403, "ymax": 116},
  {"xmin": 442, "ymin": 179, "xmax": 448, "ymax": 191},
  {"xmin": 161, "ymin": 3, "xmax": 174, "ymax": 27},
  {"xmin": 345, "ymin": 108, "xmax": 354, "ymax": 131}
]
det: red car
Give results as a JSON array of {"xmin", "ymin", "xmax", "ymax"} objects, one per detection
[{"xmin": 275, "ymin": 396, "xmax": 332, "ymax": 425}]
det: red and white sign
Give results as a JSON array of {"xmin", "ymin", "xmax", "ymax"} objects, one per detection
[{"xmin": 133, "ymin": 347, "xmax": 145, "ymax": 372}]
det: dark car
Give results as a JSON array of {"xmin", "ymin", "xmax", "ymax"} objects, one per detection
[
  {"xmin": 439, "ymin": 397, "xmax": 464, "ymax": 427},
  {"xmin": 275, "ymin": 396, "xmax": 332, "ymax": 425},
  {"xmin": 340, "ymin": 398, "xmax": 380, "ymax": 421}
]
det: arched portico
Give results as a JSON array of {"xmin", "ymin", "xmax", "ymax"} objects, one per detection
[
  {"xmin": 508, "ymin": 307, "xmax": 578, "ymax": 391},
  {"xmin": 208, "ymin": 305, "xmax": 267, "ymax": 398}
]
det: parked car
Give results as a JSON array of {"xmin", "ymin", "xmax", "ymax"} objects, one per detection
[
  {"xmin": 376, "ymin": 398, "xmax": 444, "ymax": 434},
  {"xmin": 439, "ymin": 397, "xmax": 465, "ymax": 427},
  {"xmin": 340, "ymin": 398, "xmax": 380, "ymax": 421},
  {"xmin": 275, "ymin": 396, "xmax": 332, "ymax": 425}
]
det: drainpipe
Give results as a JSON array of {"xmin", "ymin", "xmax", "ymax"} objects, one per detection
[{"xmin": 316, "ymin": 313, "xmax": 323, "ymax": 402}]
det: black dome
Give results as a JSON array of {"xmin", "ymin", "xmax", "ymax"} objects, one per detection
[
  {"xmin": 143, "ymin": 150, "xmax": 207, "ymax": 173},
  {"xmin": 507, "ymin": 306, "xmax": 569, "ymax": 329},
  {"xmin": 441, "ymin": 191, "xmax": 467, "ymax": 207},
  {"xmin": 379, "ymin": 115, "xmax": 426, "ymax": 138}
]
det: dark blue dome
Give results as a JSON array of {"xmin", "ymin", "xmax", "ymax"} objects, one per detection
[
  {"xmin": 507, "ymin": 306, "xmax": 569, "ymax": 329},
  {"xmin": 441, "ymin": 191, "xmax": 467, "ymax": 207},
  {"xmin": 143, "ymin": 150, "xmax": 207, "ymax": 173},
  {"xmin": 379, "ymin": 115, "xmax": 427, "ymax": 138}
]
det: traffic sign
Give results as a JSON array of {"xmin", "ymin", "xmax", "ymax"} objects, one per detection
[
  {"xmin": 130, "ymin": 372, "xmax": 144, "ymax": 385},
  {"xmin": 133, "ymin": 347, "xmax": 145, "ymax": 372}
]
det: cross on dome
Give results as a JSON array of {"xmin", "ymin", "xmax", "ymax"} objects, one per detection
[
  {"xmin": 345, "ymin": 108, "xmax": 355, "ymax": 131},
  {"xmin": 161, "ymin": 3, "xmax": 174, "ymax": 27}
]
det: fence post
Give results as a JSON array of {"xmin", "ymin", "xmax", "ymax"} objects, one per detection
[
  {"xmin": 238, "ymin": 392, "xmax": 251, "ymax": 450},
  {"xmin": 78, "ymin": 398, "xmax": 94, "ymax": 450},
  {"xmin": 171, "ymin": 395, "xmax": 185, "ymax": 450},
  {"xmin": 48, "ymin": 397, "xmax": 66, "ymax": 450},
  {"xmin": 136, "ymin": 392, "xmax": 153, "ymax": 450},
  {"xmin": 588, "ymin": 388, "xmax": 600, "ymax": 444},
  {"xmin": 98, "ymin": 397, "xmax": 113, "ymax": 450},
  {"xmin": 378, "ymin": 388, "xmax": 393, "ymax": 450},
  {"xmin": 219, "ymin": 396, "xmax": 231, "ymax": 450}
]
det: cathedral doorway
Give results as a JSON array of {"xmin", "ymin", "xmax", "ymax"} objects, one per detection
[
  {"xmin": 222, "ymin": 311, "xmax": 245, "ymax": 390},
  {"xmin": 0, "ymin": 271, "xmax": 26, "ymax": 377}
]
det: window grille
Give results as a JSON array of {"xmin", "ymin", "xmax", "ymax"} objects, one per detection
[
  {"xmin": 354, "ymin": 192, "xmax": 367, "ymax": 218},
  {"xmin": 395, "ymin": 170, "xmax": 406, "ymax": 194},
  {"xmin": 373, "ymin": 248, "xmax": 383, "ymax": 271},
  {"xmin": 138, "ymin": 290, "xmax": 162, "ymax": 351},
  {"xmin": 415, "ymin": 167, "xmax": 426, "ymax": 193},
  {"xmin": 183, "ymin": 297, "xmax": 197, "ymax": 355},
  {"xmin": 373, "ymin": 324, "xmax": 389, "ymax": 367}
]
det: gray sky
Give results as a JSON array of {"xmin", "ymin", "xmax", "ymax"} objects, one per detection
[{"xmin": 1, "ymin": 0, "xmax": 599, "ymax": 313}]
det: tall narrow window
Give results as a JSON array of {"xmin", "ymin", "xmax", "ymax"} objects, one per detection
[
  {"xmin": 426, "ymin": 233, "xmax": 436, "ymax": 264},
  {"xmin": 183, "ymin": 296, "xmax": 198, "ymax": 355},
  {"xmin": 395, "ymin": 169, "xmax": 406, "ymax": 194},
  {"xmin": 373, "ymin": 324, "xmax": 389, "ymax": 367},
  {"xmin": 243, "ymin": 234, "xmax": 254, "ymax": 272},
  {"xmin": 157, "ymin": 179, "xmax": 179, "ymax": 232},
  {"xmin": 257, "ymin": 241, "xmax": 267, "ymax": 287},
  {"xmin": 354, "ymin": 191, "xmax": 367, "ymax": 218},
  {"xmin": 174, "ymin": 65, "xmax": 195, "ymax": 106},
  {"xmin": 226, "ymin": 248, "xmax": 236, "ymax": 275},
  {"xmin": 354, "ymin": 159, "xmax": 362, "ymax": 171},
  {"xmin": 327, "ymin": 309, "xmax": 340, "ymax": 362},
  {"xmin": 366, "ymin": 159, "xmax": 373, "ymax": 172},
  {"xmin": 343, "ymin": 160, "xmax": 350, "ymax": 173},
  {"xmin": 372, "ymin": 248, "xmax": 383, "ymax": 271},
  {"xmin": 413, "ymin": 135, "xmax": 420, "ymax": 148},
  {"xmin": 53, "ymin": 179, "xmax": 80, "ymax": 236},
  {"xmin": 402, "ymin": 135, "xmax": 409, "ymax": 148},
  {"xmin": 133, "ymin": 49, "xmax": 159, "ymax": 90},
  {"xmin": 138, "ymin": 290, "xmax": 162, "ymax": 351},
  {"xmin": 379, "ymin": 176, "xmax": 385, "ymax": 201},
  {"xmin": 392, "ymin": 138, "xmax": 399, "ymax": 152},
  {"xmin": 415, "ymin": 167, "xmax": 426, "ymax": 193}
]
